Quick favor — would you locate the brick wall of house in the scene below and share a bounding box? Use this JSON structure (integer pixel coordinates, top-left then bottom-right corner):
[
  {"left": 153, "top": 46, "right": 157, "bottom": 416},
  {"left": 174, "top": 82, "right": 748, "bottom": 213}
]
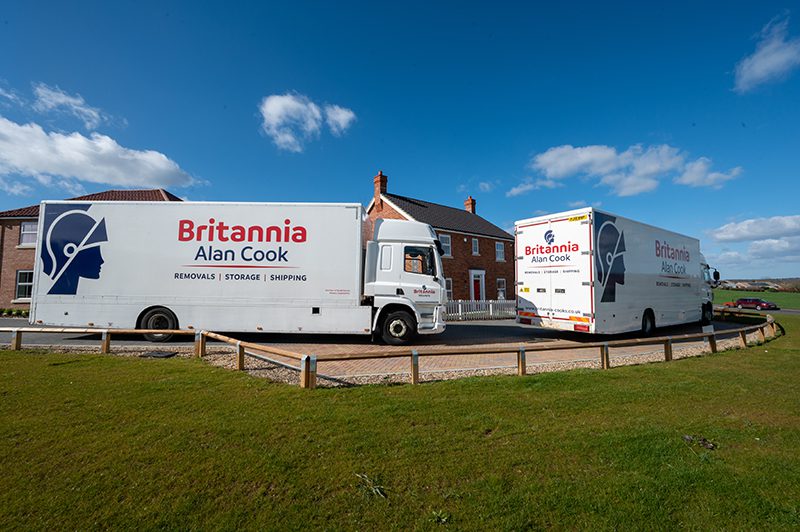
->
[
  {"left": 435, "top": 231, "right": 514, "bottom": 301},
  {"left": 0, "top": 220, "right": 37, "bottom": 308}
]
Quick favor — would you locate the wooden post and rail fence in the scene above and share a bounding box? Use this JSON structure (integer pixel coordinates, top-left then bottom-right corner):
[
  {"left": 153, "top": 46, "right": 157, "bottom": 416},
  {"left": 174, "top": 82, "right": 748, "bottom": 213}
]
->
[{"left": 0, "top": 310, "right": 784, "bottom": 389}]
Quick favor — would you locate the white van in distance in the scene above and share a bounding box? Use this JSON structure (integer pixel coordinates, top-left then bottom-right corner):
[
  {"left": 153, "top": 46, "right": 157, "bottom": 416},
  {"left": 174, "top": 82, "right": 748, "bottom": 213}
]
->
[
  {"left": 515, "top": 208, "right": 718, "bottom": 335},
  {"left": 30, "top": 201, "right": 446, "bottom": 345}
]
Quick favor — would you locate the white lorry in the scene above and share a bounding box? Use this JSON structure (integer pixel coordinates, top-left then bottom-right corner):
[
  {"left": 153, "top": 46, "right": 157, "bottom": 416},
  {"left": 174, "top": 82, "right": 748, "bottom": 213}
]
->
[
  {"left": 30, "top": 201, "right": 446, "bottom": 344},
  {"left": 515, "top": 208, "right": 718, "bottom": 335}
]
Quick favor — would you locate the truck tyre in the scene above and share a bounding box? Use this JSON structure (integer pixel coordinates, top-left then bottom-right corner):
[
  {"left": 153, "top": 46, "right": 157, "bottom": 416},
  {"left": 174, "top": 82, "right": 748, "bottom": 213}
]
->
[
  {"left": 641, "top": 310, "right": 656, "bottom": 336},
  {"left": 140, "top": 307, "right": 178, "bottom": 342},
  {"left": 701, "top": 304, "right": 713, "bottom": 325},
  {"left": 381, "top": 310, "right": 416, "bottom": 345}
]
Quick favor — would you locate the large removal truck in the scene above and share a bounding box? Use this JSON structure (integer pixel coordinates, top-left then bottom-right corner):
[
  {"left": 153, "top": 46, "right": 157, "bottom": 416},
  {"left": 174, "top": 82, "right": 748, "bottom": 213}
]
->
[
  {"left": 30, "top": 201, "right": 446, "bottom": 344},
  {"left": 515, "top": 208, "right": 718, "bottom": 335}
]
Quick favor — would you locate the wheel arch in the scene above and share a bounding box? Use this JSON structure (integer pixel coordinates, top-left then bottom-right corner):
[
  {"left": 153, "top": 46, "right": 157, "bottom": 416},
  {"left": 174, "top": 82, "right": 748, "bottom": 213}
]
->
[{"left": 373, "top": 302, "right": 418, "bottom": 333}]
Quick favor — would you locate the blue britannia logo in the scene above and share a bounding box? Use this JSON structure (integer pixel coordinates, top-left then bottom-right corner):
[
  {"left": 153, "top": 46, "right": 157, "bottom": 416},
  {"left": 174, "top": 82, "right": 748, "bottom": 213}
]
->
[
  {"left": 40, "top": 204, "right": 108, "bottom": 295},
  {"left": 544, "top": 230, "right": 555, "bottom": 245}
]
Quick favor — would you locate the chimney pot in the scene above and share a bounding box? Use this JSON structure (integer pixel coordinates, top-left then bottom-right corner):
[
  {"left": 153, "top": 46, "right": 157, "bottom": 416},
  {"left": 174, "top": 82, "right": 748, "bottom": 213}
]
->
[
  {"left": 373, "top": 170, "right": 388, "bottom": 208},
  {"left": 464, "top": 195, "right": 476, "bottom": 214}
]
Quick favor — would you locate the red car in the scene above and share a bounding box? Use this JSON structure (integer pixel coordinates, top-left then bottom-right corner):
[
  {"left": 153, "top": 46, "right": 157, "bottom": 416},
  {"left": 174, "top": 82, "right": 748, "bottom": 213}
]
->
[{"left": 725, "top": 298, "right": 780, "bottom": 311}]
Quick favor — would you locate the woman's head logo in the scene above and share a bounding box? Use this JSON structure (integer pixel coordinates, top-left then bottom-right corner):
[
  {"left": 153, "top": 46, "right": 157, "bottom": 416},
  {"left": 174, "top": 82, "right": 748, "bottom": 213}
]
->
[
  {"left": 41, "top": 205, "right": 108, "bottom": 295},
  {"left": 594, "top": 213, "right": 626, "bottom": 303},
  {"left": 544, "top": 230, "right": 555, "bottom": 245}
]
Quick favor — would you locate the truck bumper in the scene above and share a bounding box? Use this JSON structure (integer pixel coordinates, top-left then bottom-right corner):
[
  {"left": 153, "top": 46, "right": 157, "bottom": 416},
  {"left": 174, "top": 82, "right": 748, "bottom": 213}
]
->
[{"left": 418, "top": 305, "right": 446, "bottom": 335}]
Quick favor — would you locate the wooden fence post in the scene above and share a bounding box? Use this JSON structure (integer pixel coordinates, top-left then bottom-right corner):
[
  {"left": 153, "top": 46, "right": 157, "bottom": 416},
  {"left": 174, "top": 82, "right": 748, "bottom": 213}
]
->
[
  {"left": 757, "top": 326, "right": 766, "bottom": 343},
  {"left": 410, "top": 350, "right": 419, "bottom": 384},
  {"left": 194, "top": 331, "right": 207, "bottom": 358},
  {"left": 517, "top": 346, "right": 526, "bottom": 376},
  {"left": 300, "top": 355, "right": 317, "bottom": 389},
  {"left": 101, "top": 330, "right": 111, "bottom": 354},
  {"left": 739, "top": 330, "right": 748, "bottom": 349},
  {"left": 10, "top": 329, "right": 21, "bottom": 351},
  {"left": 663, "top": 338, "right": 673, "bottom": 361},
  {"left": 708, "top": 334, "right": 718, "bottom": 354},
  {"left": 599, "top": 343, "right": 610, "bottom": 369},
  {"left": 236, "top": 341, "right": 245, "bottom": 370}
]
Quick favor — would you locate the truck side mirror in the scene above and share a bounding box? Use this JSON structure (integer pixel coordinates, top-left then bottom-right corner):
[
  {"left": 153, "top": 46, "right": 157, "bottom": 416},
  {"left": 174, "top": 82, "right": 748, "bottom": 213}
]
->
[{"left": 713, "top": 271, "right": 720, "bottom": 281}]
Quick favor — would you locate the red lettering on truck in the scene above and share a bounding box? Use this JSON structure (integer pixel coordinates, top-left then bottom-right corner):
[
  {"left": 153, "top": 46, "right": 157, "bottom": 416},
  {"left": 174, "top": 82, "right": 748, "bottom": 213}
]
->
[{"left": 178, "top": 219, "right": 308, "bottom": 243}]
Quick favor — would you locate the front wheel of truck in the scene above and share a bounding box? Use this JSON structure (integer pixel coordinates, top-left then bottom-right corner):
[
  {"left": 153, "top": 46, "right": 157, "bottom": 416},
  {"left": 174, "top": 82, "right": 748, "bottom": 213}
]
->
[{"left": 381, "top": 310, "right": 417, "bottom": 345}]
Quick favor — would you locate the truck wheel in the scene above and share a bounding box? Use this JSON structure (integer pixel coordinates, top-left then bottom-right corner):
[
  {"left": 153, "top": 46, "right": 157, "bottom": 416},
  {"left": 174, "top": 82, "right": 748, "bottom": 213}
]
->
[
  {"left": 140, "top": 307, "right": 177, "bottom": 342},
  {"left": 701, "top": 304, "right": 713, "bottom": 325},
  {"left": 381, "top": 311, "right": 416, "bottom": 345},
  {"left": 641, "top": 311, "right": 656, "bottom": 336}
]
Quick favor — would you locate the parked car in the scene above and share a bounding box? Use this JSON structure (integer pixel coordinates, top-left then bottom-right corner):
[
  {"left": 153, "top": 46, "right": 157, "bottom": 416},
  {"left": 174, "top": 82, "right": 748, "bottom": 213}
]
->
[{"left": 727, "top": 298, "right": 780, "bottom": 311}]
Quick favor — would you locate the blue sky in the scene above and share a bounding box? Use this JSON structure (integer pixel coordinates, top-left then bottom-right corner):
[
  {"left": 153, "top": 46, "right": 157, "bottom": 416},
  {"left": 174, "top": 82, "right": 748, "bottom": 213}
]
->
[{"left": 1, "top": 1, "right": 799, "bottom": 278}]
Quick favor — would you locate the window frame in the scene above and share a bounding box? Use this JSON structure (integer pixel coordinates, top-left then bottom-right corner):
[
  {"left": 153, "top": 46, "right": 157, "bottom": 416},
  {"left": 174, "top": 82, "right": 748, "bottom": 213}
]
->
[
  {"left": 495, "top": 241, "right": 505, "bottom": 262},
  {"left": 15, "top": 270, "right": 34, "bottom": 300},
  {"left": 497, "top": 278, "right": 507, "bottom": 300},
  {"left": 472, "top": 238, "right": 479, "bottom": 256},
  {"left": 403, "top": 245, "right": 436, "bottom": 277},
  {"left": 19, "top": 221, "right": 38, "bottom": 246},
  {"left": 438, "top": 234, "right": 452, "bottom": 257},
  {"left": 445, "top": 278, "right": 453, "bottom": 300}
]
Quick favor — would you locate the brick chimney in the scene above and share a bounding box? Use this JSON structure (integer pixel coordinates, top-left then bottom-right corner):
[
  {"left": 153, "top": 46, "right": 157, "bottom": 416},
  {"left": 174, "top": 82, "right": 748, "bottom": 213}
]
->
[
  {"left": 374, "top": 170, "right": 387, "bottom": 208},
  {"left": 464, "top": 195, "right": 476, "bottom": 214}
]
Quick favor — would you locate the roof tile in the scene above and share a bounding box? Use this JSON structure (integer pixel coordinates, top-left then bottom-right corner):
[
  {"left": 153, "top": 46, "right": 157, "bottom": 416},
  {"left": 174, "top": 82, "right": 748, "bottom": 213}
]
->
[{"left": 0, "top": 189, "right": 182, "bottom": 219}]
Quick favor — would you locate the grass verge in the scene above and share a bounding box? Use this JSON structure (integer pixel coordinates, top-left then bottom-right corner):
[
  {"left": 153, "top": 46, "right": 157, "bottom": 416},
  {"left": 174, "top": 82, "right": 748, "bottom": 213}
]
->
[
  {"left": 714, "top": 288, "right": 800, "bottom": 309},
  {"left": 1, "top": 316, "right": 799, "bottom": 529}
]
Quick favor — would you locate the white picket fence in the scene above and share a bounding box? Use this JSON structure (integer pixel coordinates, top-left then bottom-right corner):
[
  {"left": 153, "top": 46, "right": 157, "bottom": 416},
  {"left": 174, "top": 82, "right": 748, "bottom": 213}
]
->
[{"left": 445, "top": 299, "right": 516, "bottom": 321}]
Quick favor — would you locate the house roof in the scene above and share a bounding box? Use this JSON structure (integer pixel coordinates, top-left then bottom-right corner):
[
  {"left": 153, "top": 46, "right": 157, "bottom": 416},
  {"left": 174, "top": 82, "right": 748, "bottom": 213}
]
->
[
  {"left": 382, "top": 192, "right": 513, "bottom": 240},
  {"left": 0, "top": 189, "right": 182, "bottom": 218}
]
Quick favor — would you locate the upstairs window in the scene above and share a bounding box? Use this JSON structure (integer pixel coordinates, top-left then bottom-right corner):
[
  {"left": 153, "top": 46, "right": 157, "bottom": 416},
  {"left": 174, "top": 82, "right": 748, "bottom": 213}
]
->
[
  {"left": 20, "top": 221, "right": 38, "bottom": 246},
  {"left": 495, "top": 242, "right": 505, "bottom": 262},
  {"left": 472, "top": 238, "right": 479, "bottom": 256},
  {"left": 438, "top": 234, "right": 452, "bottom": 257}
]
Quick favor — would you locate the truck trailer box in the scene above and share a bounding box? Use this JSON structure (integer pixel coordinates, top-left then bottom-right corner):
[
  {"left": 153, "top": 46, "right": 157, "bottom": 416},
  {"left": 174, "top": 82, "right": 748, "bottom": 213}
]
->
[
  {"left": 30, "top": 201, "right": 447, "bottom": 343},
  {"left": 515, "top": 208, "right": 714, "bottom": 335}
]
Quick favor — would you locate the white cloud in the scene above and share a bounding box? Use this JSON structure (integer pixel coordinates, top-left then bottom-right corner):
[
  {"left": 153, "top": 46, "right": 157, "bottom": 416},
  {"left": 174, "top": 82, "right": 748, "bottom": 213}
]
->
[
  {"left": 734, "top": 15, "right": 800, "bottom": 93},
  {"left": 0, "top": 116, "right": 194, "bottom": 191},
  {"left": 748, "top": 236, "right": 800, "bottom": 257},
  {"left": 675, "top": 157, "right": 742, "bottom": 188},
  {"left": 32, "top": 83, "right": 106, "bottom": 130},
  {"left": 511, "top": 143, "right": 738, "bottom": 197},
  {"left": 478, "top": 181, "right": 494, "bottom": 192},
  {"left": 713, "top": 215, "right": 800, "bottom": 242},
  {"left": 324, "top": 104, "right": 356, "bottom": 136},
  {"left": 0, "top": 177, "right": 33, "bottom": 196},
  {"left": 258, "top": 93, "right": 356, "bottom": 152},
  {"left": 0, "top": 87, "right": 22, "bottom": 105},
  {"left": 258, "top": 93, "right": 322, "bottom": 152},
  {"left": 505, "top": 178, "right": 563, "bottom": 197},
  {"left": 568, "top": 200, "right": 587, "bottom": 208}
]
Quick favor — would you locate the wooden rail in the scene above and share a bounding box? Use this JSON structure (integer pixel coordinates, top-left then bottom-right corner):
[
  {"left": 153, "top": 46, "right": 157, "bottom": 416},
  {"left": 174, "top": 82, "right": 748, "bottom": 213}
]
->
[{"left": 0, "top": 311, "right": 783, "bottom": 390}]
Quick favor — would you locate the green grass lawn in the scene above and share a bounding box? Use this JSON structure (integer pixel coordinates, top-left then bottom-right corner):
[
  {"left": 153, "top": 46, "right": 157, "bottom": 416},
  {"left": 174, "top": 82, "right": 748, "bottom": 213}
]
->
[
  {"left": 1, "top": 317, "right": 799, "bottom": 530},
  {"left": 715, "top": 288, "right": 800, "bottom": 310}
]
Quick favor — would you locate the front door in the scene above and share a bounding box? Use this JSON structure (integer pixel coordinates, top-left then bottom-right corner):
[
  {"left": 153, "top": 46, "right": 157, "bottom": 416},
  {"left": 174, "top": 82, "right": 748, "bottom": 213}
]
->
[{"left": 469, "top": 269, "right": 485, "bottom": 300}]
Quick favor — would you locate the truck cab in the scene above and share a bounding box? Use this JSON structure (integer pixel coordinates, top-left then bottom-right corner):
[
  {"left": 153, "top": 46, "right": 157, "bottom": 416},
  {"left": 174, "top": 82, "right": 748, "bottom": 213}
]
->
[
  {"left": 699, "top": 254, "right": 720, "bottom": 325},
  {"left": 364, "top": 219, "right": 447, "bottom": 344}
]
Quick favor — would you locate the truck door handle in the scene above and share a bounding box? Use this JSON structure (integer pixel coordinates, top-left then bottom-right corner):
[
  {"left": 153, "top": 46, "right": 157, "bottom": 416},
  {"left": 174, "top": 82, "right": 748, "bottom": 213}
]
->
[{"left": 396, "top": 288, "right": 404, "bottom": 295}]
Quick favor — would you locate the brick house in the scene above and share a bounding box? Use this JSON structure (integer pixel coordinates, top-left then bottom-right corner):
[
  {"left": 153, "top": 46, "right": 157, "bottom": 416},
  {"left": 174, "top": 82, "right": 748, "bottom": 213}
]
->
[
  {"left": 367, "top": 171, "right": 514, "bottom": 301},
  {"left": 0, "top": 189, "right": 182, "bottom": 309}
]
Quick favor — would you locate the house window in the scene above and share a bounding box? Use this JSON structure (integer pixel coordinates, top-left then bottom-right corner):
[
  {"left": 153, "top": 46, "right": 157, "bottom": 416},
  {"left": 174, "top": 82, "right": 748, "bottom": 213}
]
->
[
  {"left": 404, "top": 246, "right": 435, "bottom": 276},
  {"left": 497, "top": 278, "right": 507, "bottom": 300},
  {"left": 472, "top": 238, "right": 479, "bottom": 256},
  {"left": 20, "top": 221, "right": 38, "bottom": 246},
  {"left": 15, "top": 270, "right": 34, "bottom": 300},
  {"left": 438, "top": 234, "right": 452, "bottom": 257},
  {"left": 445, "top": 278, "right": 453, "bottom": 300},
  {"left": 495, "top": 242, "right": 505, "bottom": 262}
]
